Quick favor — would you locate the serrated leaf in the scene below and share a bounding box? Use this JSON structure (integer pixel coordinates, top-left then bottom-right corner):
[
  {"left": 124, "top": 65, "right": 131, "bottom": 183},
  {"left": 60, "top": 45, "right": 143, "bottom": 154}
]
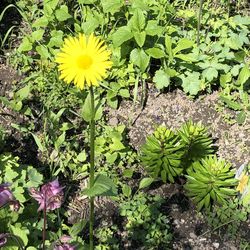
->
[
  {"left": 153, "top": 69, "right": 170, "bottom": 90},
  {"left": 181, "top": 72, "right": 201, "bottom": 96},
  {"left": 236, "top": 111, "right": 246, "bottom": 125},
  {"left": 26, "top": 166, "right": 43, "bottom": 188}
]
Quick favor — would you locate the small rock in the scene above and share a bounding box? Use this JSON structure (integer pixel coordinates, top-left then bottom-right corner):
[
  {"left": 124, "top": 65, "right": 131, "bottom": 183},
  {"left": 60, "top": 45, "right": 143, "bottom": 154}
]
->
[
  {"left": 213, "top": 243, "right": 219, "bottom": 249},
  {"left": 199, "top": 238, "right": 207, "bottom": 242},
  {"left": 189, "top": 232, "right": 196, "bottom": 239},
  {"left": 181, "top": 219, "right": 185, "bottom": 224}
]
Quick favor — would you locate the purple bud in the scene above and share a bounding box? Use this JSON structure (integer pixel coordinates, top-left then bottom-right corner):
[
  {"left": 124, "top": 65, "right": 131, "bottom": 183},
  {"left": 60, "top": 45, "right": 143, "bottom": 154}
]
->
[
  {"left": 29, "top": 179, "right": 64, "bottom": 212},
  {"left": 0, "top": 183, "right": 13, "bottom": 208},
  {"left": 0, "top": 234, "right": 7, "bottom": 247}
]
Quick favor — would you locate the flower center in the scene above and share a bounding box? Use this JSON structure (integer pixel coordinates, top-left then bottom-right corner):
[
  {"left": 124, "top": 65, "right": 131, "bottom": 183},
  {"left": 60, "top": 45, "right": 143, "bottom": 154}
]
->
[{"left": 77, "top": 54, "right": 93, "bottom": 70}]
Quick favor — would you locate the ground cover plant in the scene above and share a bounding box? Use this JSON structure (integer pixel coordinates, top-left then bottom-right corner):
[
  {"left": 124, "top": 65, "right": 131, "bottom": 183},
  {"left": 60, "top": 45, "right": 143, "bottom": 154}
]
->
[{"left": 0, "top": 0, "right": 250, "bottom": 249}]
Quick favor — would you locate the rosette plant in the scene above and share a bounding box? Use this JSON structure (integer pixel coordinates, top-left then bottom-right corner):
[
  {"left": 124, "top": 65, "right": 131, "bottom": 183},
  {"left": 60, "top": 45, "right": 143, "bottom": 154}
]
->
[
  {"left": 140, "top": 126, "right": 185, "bottom": 183},
  {"left": 178, "top": 120, "right": 214, "bottom": 169},
  {"left": 185, "top": 156, "right": 238, "bottom": 210}
]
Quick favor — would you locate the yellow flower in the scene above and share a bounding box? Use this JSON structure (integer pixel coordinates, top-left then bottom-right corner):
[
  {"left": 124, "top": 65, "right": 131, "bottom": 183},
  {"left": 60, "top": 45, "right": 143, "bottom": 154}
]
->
[
  {"left": 56, "top": 33, "right": 112, "bottom": 89},
  {"left": 236, "top": 174, "right": 249, "bottom": 194}
]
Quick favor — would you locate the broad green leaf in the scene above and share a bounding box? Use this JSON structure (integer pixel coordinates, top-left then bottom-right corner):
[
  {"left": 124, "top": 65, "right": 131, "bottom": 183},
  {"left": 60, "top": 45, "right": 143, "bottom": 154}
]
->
[
  {"left": 44, "top": 0, "right": 59, "bottom": 10},
  {"left": 109, "top": 137, "right": 125, "bottom": 151},
  {"left": 220, "top": 73, "right": 232, "bottom": 87},
  {"left": 174, "top": 53, "right": 196, "bottom": 62},
  {"left": 48, "top": 30, "right": 64, "bottom": 47},
  {"left": 35, "top": 45, "right": 50, "bottom": 59},
  {"left": 119, "top": 88, "right": 130, "bottom": 98},
  {"left": 18, "top": 37, "right": 32, "bottom": 52},
  {"left": 122, "top": 184, "right": 131, "bottom": 197},
  {"left": 112, "top": 26, "right": 133, "bottom": 47},
  {"left": 10, "top": 225, "right": 29, "bottom": 246},
  {"left": 139, "top": 177, "right": 154, "bottom": 190},
  {"left": 181, "top": 72, "right": 202, "bottom": 96},
  {"left": 16, "top": 84, "right": 30, "bottom": 100},
  {"left": 55, "top": 5, "right": 71, "bottom": 21},
  {"left": 31, "top": 30, "right": 44, "bottom": 41},
  {"left": 82, "top": 174, "right": 117, "bottom": 197},
  {"left": 145, "top": 20, "right": 163, "bottom": 36},
  {"left": 26, "top": 167, "right": 43, "bottom": 188},
  {"left": 78, "top": 0, "right": 97, "bottom": 3},
  {"left": 133, "top": 31, "right": 146, "bottom": 47},
  {"left": 101, "top": 0, "right": 123, "bottom": 14},
  {"left": 32, "top": 16, "right": 49, "bottom": 28},
  {"left": 153, "top": 69, "right": 170, "bottom": 90},
  {"left": 202, "top": 67, "right": 218, "bottom": 82},
  {"left": 237, "top": 65, "right": 250, "bottom": 87},
  {"left": 173, "top": 38, "right": 194, "bottom": 54},
  {"left": 55, "top": 132, "right": 65, "bottom": 150},
  {"left": 146, "top": 48, "right": 165, "bottom": 59},
  {"left": 130, "top": 48, "right": 149, "bottom": 72},
  {"left": 129, "top": 9, "right": 145, "bottom": 31}
]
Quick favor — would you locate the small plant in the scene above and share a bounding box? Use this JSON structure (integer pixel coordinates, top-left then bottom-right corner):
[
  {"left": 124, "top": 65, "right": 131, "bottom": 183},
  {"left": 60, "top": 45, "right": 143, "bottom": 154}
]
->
[
  {"left": 185, "top": 156, "right": 238, "bottom": 210},
  {"left": 120, "top": 193, "right": 172, "bottom": 249},
  {"left": 140, "top": 126, "right": 185, "bottom": 183},
  {"left": 205, "top": 197, "right": 250, "bottom": 238},
  {"left": 178, "top": 120, "right": 214, "bottom": 168}
]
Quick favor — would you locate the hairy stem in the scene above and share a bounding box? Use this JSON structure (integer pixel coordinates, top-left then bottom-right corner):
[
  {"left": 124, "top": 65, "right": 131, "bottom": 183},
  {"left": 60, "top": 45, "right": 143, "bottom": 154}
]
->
[
  {"left": 197, "top": 0, "right": 204, "bottom": 45},
  {"left": 89, "top": 86, "right": 95, "bottom": 250},
  {"left": 42, "top": 196, "right": 47, "bottom": 250}
]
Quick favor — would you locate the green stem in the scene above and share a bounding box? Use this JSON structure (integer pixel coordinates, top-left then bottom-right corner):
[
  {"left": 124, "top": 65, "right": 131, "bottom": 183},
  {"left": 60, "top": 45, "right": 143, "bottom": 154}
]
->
[
  {"left": 89, "top": 86, "right": 95, "bottom": 250},
  {"left": 197, "top": 0, "right": 204, "bottom": 46}
]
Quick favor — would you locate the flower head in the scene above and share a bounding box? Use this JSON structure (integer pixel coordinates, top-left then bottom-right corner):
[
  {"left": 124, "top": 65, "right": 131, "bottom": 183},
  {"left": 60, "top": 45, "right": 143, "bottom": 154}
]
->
[
  {"left": 29, "top": 179, "right": 64, "bottom": 211},
  {"left": 54, "top": 243, "right": 75, "bottom": 250},
  {"left": 0, "top": 183, "right": 13, "bottom": 208},
  {"left": 236, "top": 174, "right": 249, "bottom": 194},
  {"left": 56, "top": 33, "right": 112, "bottom": 89}
]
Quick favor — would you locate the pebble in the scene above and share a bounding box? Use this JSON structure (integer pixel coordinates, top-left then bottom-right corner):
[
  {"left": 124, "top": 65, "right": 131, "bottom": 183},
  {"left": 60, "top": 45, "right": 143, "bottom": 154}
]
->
[{"left": 213, "top": 243, "right": 219, "bottom": 249}]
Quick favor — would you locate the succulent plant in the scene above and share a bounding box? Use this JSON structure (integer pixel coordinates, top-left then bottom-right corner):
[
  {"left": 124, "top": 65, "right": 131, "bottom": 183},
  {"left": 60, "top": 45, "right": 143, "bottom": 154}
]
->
[
  {"left": 140, "top": 126, "right": 185, "bottom": 183},
  {"left": 185, "top": 156, "right": 238, "bottom": 210},
  {"left": 178, "top": 120, "right": 214, "bottom": 169}
]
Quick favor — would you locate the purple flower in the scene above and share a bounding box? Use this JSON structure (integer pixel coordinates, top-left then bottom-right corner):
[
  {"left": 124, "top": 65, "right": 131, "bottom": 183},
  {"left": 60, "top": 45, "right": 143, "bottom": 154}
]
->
[
  {"left": 0, "top": 183, "right": 13, "bottom": 208},
  {"left": 0, "top": 234, "right": 7, "bottom": 247},
  {"left": 54, "top": 243, "right": 75, "bottom": 250},
  {"left": 29, "top": 179, "right": 64, "bottom": 211}
]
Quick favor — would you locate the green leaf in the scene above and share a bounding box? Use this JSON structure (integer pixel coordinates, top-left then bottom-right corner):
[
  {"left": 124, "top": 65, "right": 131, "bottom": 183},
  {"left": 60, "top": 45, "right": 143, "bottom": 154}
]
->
[
  {"left": 219, "top": 95, "right": 242, "bottom": 110},
  {"left": 31, "top": 133, "right": 45, "bottom": 152},
  {"left": 18, "top": 37, "right": 32, "bottom": 52},
  {"left": 165, "top": 35, "right": 173, "bottom": 60},
  {"left": 48, "top": 30, "right": 64, "bottom": 48},
  {"left": 55, "top": 5, "right": 71, "bottom": 21},
  {"left": 153, "top": 69, "right": 170, "bottom": 90},
  {"left": 133, "top": 31, "right": 146, "bottom": 47},
  {"left": 129, "top": 9, "right": 145, "bottom": 31},
  {"left": 81, "top": 93, "right": 92, "bottom": 122},
  {"left": 130, "top": 48, "right": 149, "bottom": 72},
  {"left": 181, "top": 72, "right": 202, "bottom": 96},
  {"left": 119, "top": 89, "right": 130, "bottom": 98},
  {"left": 100, "top": 0, "right": 123, "bottom": 14},
  {"left": 10, "top": 225, "right": 29, "bottom": 246},
  {"left": 35, "top": 45, "right": 50, "bottom": 59},
  {"left": 145, "top": 20, "right": 163, "bottom": 36},
  {"left": 112, "top": 26, "right": 133, "bottom": 47},
  {"left": 236, "top": 111, "right": 246, "bottom": 125},
  {"left": 146, "top": 48, "right": 165, "bottom": 59},
  {"left": 55, "top": 132, "right": 65, "bottom": 150},
  {"left": 122, "top": 184, "right": 131, "bottom": 197},
  {"left": 26, "top": 166, "right": 43, "bottom": 188},
  {"left": 220, "top": 73, "right": 232, "bottom": 87},
  {"left": 173, "top": 38, "right": 194, "bottom": 54},
  {"left": 202, "top": 67, "right": 218, "bottom": 82},
  {"left": 138, "top": 177, "right": 154, "bottom": 190},
  {"left": 16, "top": 84, "right": 30, "bottom": 100},
  {"left": 69, "top": 219, "right": 87, "bottom": 237},
  {"left": 237, "top": 65, "right": 250, "bottom": 87},
  {"left": 82, "top": 174, "right": 117, "bottom": 197},
  {"left": 32, "top": 16, "right": 49, "bottom": 28},
  {"left": 31, "top": 30, "right": 44, "bottom": 41}
]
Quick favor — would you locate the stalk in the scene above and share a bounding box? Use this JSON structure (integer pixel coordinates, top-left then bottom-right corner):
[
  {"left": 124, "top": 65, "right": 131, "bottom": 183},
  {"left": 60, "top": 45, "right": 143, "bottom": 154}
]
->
[
  {"left": 197, "top": 0, "right": 204, "bottom": 45},
  {"left": 42, "top": 196, "right": 47, "bottom": 250},
  {"left": 89, "top": 86, "right": 95, "bottom": 250}
]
